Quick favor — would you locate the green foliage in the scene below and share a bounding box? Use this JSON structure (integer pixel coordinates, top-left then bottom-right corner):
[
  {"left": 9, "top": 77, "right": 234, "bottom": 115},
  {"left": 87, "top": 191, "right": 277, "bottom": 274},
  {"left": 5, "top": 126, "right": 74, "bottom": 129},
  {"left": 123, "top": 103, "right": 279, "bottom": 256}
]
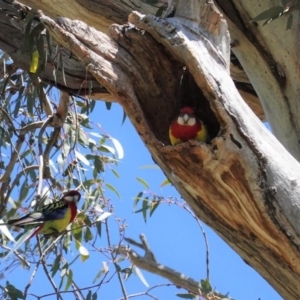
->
[
  {"left": 136, "top": 177, "right": 150, "bottom": 189},
  {"left": 176, "top": 293, "right": 196, "bottom": 299},
  {"left": 200, "top": 279, "right": 212, "bottom": 294},
  {"left": 156, "top": 6, "right": 166, "bottom": 17},
  {"left": 251, "top": 1, "right": 300, "bottom": 28},
  {"left": 134, "top": 184, "right": 162, "bottom": 222},
  {"left": 160, "top": 177, "right": 171, "bottom": 187},
  {"left": 0, "top": 50, "right": 124, "bottom": 298},
  {"left": 132, "top": 265, "right": 149, "bottom": 287},
  {"left": 86, "top": 290, "right": 98, "bottom": 300},
  {"left": 5, "top": 282, "right": 24, "bottom": 299},
  {"left": 106, "top": 183, "right": 120, "bottom": 199},
  {"left": 93, "top": 262, "right": 109, "bottom": 283},
  {"left": 51, "top": 254, "right": 62, "bottom": 277},
  {"left": 105, "top": 102, "right": 112, "bottom": 110}
]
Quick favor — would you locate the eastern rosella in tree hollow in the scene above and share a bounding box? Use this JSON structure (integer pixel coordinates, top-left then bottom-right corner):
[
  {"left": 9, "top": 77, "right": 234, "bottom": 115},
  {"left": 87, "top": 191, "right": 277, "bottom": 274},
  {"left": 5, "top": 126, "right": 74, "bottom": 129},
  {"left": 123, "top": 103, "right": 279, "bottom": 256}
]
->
[
  {"left": 169, "top": 106, "right": 208, "bottom": 145},
  {"left": 7, "top": 190, "right": 81, "bottom": 238}
]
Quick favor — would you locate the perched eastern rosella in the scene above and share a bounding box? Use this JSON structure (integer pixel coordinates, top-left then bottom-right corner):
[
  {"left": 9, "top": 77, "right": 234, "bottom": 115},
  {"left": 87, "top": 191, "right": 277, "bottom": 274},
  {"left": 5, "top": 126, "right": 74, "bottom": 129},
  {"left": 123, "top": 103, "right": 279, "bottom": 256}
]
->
[
  {"left": 7, "top": 190, "right": 81, "bottom": 238},
  {"left": 169, "top": 106, "right": 208, "bottom": 145}
]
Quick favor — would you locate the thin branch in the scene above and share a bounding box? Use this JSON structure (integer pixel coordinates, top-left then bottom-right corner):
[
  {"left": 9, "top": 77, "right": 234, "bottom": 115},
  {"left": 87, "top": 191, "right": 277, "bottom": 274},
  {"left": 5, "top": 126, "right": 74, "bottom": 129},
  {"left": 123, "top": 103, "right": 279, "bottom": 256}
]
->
[
  {"left": 0, "top": 136, "right": 24, "bottom": 183},
  {"left": 0, "top": 62, "right": 18, "bottom": 77},
  {"left": 71, "top": 281, "right": 85, "bottom": 300},
  {"left": 37, "top": 236, "right": 63, "bottom": 300},
  {"left": 40, "top": 146, "right": 61, "bottom": 198},
  {"left": 38, "top": 78, "right": 54, "bottom": 116},
  {"left": 46, "top": 171, "right": 63, "bottom": 192},
  {"left": 43, "top": 128, "right": 60, "bottom": 183},
  {"left": 0, "top": 244, "right": 30, "bottom": 269},
  {"left": 43, "top": 127, "right": 60, "bottom": 158},
  {"left": 0, "top": 136, "right": 24, "bottom": 215},
  {"left": 60, "top": 255, "right": 85, "bottom": 300},
  {"left": 22, "top": 237, "right": 62, "bottom": 299},
  {"left": 182, "top": 204, "right": 210, "bottom": 281},
  {"left": 118, "top": 283, "right": 174, "bottom": 300},
  {"left": 42, "top": 235, "right": 65, "bottom": 255},
  {"left": 4, "top": 165, "right": 39, "bottom": 205},
  {"left": 24, "top": 257, "right": 42, "bottom": 299},
  {"left": 42, "top": 91, "right": 71, "bottom": 191},
  {"left": 119, "top": 236, "right": 203, "bottom": 297},
  {"left": 37, "top": 117, "right": 53, "bottom": 201},
  {"left": 198, "top": 220, "right": 209, "bottom": 281},
  {"left": 19, "top": 121, "right": 45, "bottom": 136},
  {"left": 124, "top": 234, "right": 156, "bottom": 263},
  {"left": 1, "top": 133, "right": 37, "bottom": 212},
  {"left": 0, "top": 106, "right": 18, "bottom": 136},
  {"left": 29, "top": 271, "right": 112, "bottom": 299},
  {"left": 105, "top": 220, "right": 128, "bottom": 300}
]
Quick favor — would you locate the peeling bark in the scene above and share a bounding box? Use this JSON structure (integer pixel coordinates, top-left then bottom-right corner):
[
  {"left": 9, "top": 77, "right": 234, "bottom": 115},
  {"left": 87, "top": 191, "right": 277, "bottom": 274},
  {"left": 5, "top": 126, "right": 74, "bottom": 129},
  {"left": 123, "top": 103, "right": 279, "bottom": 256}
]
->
[
  {"left": 215, "top": 0, "right": 300, "bottom": 160},
  {"left": 1, "top": 0, "right": 300, "bottom": 299}
]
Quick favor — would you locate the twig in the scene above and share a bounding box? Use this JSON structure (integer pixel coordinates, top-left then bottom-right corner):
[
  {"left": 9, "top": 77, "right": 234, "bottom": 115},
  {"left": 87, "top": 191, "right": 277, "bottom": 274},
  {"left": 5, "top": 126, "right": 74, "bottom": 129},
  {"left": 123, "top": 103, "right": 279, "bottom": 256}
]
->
[
  {"left": 118, "top": 283, "right": 174, "bottom": 300},
  {"left": 199, "top": 221, "right": 209, "bottom": 281},
  {"left": 183, "top": 204, "right": 210, "bottom": 281},
  {"left": 0, "top": 119, "right": 37, "bottom": 213},
  {"left": 24, "top": 257, "right": 41, "bottom": 299},
  {"left": 71, "top": 281, "right": 84, "bottom": 300},
  {"left": 125, "top": 234, "right": 156, "bottom": 262},
  {"left": 37, "top": 236, "right": 63, "bottom": 300},
  {"left": 0, "top": 122, "right": 37, "bottom": 209},
  {"left": 0, "top": 244, "right": 30, "bottom": 269},
  {"left": 42, "top": 91, "right": 72, "bottom": 190},
  {"left": 118, "top": 236, "right": 203, "bottom": 297},
  {"left": 36, "top": 117, "right": 53, "bottom": 201},
  {"left": 8, "top": 236, "right": 57, "bottom": 300},
  {"left": 105, "top": 220, "right": 128, "bottom": 300},
  {"left": 43, "top": 128, "right": 60, "bottom": 163},
  {"left": 0, "top": 106, "right": 18, "bottom": 136},
  {"left": 60, "top": 255, "right": 85, "bottom": 300},
  {"left": 37, "top": 78, "right": 54, "bottom": 116},
  {"left": 27, "top": 271, "right": 112, "bottom": 299},
  {"left": 46, "top": 171, "right": 63, "bottom": 192},
  {"left": 4, "top": 165, "right": 39, "bottom": 205},
  {"left": 43, "top": 234, "right": 64, "bottom": 255},
  {"left": 20, "top": 121, "right": 45, "bottom": 136},
  {"left": 0, "top": 62, "right": 18, "bottom": 77},
  {"left": 0, "top": 136, "right": 24, "bottom": 215},
  {"left": 43, "top": 128, "right": 62, "bottom": 191},
  {"left": 0, "top": 136, "right": 24, "bottom": 183}
]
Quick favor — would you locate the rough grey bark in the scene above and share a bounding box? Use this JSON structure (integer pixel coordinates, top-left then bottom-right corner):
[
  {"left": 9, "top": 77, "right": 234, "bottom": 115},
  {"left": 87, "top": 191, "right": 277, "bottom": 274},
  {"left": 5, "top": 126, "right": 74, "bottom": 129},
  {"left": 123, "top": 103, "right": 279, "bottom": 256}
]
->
[{"left": 1, "top": 0, "right": 300, "bottom": 299}]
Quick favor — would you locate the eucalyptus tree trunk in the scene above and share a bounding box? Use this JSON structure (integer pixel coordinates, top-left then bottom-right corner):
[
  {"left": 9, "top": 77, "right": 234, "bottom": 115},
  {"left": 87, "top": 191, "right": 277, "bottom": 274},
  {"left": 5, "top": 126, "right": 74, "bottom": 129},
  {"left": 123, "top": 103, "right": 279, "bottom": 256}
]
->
[{"left": 1, "top": 0, "right": 300, "bottom": 299}]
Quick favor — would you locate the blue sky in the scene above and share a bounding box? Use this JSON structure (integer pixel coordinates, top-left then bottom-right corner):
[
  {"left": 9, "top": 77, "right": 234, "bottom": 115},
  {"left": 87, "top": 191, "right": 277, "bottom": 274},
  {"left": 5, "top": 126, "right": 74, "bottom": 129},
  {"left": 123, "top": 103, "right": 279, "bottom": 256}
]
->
[{"left": 4, "top": 101, "right": 282, "bottom": 300}]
